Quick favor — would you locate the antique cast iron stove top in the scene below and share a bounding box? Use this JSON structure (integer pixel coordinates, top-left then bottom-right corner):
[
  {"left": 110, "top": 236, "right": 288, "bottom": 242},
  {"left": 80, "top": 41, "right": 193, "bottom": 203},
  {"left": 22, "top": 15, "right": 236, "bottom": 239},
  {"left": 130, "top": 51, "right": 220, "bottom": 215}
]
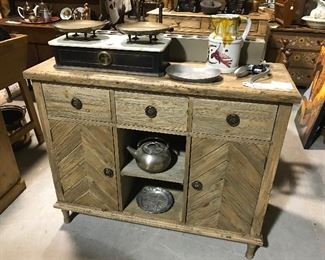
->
[{"left": 48, "top": 30, "right": 171, "bottom": 76}]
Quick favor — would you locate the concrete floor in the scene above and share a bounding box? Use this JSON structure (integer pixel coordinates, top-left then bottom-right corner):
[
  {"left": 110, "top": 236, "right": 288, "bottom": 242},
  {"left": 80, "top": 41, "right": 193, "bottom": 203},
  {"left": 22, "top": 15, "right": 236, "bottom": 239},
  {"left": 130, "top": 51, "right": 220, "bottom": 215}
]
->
[{"left": 0, "top": 103, "right": 324, "bottom": 260}]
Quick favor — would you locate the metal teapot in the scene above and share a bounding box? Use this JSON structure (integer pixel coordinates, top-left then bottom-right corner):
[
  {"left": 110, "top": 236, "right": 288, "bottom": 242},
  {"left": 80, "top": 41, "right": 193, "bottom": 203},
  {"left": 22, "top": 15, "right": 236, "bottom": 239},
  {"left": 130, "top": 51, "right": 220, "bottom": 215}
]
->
[
  {"left": 17, "top": 1, "right": 39, "bottom": 20},
  {"left": 127, "top": 137, "right": 171, "bottom": 173}
]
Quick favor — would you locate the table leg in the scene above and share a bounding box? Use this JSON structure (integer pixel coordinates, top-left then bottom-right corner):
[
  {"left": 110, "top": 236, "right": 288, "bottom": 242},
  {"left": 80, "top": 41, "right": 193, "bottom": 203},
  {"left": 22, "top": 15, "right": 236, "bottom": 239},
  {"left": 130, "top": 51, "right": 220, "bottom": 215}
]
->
[
  {"left": 245, "top": 244, "right": 258, "bottom": 259},
  {"left": 18, "top": 78, "right": 44, "bottom": 144}
]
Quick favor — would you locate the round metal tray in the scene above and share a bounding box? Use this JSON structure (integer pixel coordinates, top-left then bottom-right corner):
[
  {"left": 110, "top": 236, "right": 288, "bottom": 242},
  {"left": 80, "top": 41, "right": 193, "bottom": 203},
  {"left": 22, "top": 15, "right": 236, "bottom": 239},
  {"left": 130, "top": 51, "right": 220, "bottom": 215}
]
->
[
  {"left": 53, "top": 20, "right": 109, "bottom": 33},
  {"left": 166, "top": 64, "right": 222, "bottom": 83},
  {"left": 116, "top": 22, "right": 172, "bottom": 36},
  {"left": 136, "top": 186, "right": 174, "bottom": 214}
]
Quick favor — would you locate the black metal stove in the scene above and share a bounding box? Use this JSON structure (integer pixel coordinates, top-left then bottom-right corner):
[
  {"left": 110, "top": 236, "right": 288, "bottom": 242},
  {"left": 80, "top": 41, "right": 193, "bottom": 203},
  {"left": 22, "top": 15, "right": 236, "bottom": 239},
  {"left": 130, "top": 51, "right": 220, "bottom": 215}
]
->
[{"left": 49, "top": 30, "right": 171, "bottom": 76}]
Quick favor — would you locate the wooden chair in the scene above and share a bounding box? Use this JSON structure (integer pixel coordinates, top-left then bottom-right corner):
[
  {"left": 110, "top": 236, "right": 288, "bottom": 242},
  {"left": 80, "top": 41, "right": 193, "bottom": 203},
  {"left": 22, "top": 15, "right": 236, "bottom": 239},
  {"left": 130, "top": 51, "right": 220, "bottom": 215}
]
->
[{"left": 0, "top": 34, "right": 44, "bottom": 145}]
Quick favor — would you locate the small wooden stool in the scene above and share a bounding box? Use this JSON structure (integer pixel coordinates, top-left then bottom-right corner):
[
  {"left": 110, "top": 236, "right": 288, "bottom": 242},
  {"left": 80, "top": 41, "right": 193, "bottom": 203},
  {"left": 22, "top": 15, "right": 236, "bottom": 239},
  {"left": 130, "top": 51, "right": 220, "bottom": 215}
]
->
[{"left": 0, "top": 34, "right": 44, "bottom": 145}]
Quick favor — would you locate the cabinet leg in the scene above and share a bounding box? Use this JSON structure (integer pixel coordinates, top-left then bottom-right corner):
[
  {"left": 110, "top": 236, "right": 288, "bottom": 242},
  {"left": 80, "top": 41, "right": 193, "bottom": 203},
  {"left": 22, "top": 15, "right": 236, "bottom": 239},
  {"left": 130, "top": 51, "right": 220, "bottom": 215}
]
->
[
  {"left": 62, "top": 210, "right": 72, "bottom": 224},
  {"left": 245, "top": 244, "right": 258, "bottom": 259}
]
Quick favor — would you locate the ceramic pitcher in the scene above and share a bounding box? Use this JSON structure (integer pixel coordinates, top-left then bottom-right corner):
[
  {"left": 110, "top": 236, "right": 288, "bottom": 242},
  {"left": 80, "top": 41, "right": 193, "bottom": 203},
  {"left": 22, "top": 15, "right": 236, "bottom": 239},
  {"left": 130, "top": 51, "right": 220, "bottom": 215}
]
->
[
  {"left": 209, "top": 14, "right": 251, "bottom": 42},
  {"left": 208, "top": 14, "right": 252, "bottom": 73}
]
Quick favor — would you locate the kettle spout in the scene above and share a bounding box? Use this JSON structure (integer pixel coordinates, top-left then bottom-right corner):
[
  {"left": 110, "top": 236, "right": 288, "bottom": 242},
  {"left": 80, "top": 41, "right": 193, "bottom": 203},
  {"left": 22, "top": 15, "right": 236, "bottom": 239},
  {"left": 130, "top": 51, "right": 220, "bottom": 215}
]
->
[{"left": 126, "top": 146, "right": 138, "bottom": 160}]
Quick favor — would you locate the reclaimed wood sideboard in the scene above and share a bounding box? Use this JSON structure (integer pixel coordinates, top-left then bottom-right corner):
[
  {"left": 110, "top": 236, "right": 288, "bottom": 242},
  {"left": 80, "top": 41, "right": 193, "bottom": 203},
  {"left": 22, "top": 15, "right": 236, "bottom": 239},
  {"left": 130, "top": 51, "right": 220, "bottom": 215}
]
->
[{"left": 24, "top": 58, "right": 301, "bottom": 259}]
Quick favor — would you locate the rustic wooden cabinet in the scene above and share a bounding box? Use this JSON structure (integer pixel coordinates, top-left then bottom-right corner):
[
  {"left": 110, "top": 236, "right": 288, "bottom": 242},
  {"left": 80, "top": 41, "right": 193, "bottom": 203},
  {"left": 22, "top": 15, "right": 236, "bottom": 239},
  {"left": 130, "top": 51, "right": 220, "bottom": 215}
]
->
[{"left": 24, "top": 58, "right": 300, "bottom": 259}]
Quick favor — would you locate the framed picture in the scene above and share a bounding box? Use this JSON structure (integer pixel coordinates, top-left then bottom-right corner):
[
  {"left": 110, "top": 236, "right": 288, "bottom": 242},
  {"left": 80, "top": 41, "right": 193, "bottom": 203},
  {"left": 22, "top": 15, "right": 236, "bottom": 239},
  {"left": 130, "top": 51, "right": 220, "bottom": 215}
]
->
[{"left": 295, "top": 45, "right": 325, "bottom": 149}]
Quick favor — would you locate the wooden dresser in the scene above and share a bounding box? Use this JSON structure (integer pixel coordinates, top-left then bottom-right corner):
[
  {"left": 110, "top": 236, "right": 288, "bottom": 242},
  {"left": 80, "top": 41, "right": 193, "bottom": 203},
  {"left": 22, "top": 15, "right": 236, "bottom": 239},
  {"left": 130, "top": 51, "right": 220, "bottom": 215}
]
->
[
  {"left": 147, "top": 9, "right": 271, "bottom": 39},
  {"left": 266, "top": 26, "right": 325, "bottom": 88},
  {"left": 24, "top": 58, "right": 300, "bottom": 259}
]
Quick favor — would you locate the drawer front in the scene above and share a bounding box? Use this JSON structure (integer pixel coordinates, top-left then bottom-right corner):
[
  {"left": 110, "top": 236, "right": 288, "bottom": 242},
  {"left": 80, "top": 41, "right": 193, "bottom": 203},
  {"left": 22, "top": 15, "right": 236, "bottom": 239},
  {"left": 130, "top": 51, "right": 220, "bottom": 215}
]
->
[
  {"left": 289, "top": 67, "right": 314, "bottom": 88},
  {"left": 163, "top": 16, "right": 202, "bottom": 30},
  {"left": 269, "top": 33, "right": 324, "bottom": 50},
  {"left": 115, "top": 91, "right": 188, "bottom": 132},
  {"left": 192, "top": 99, "right": 278, "bottom": 140},
  {"left": 289, "top": 50, "right": 319, "bottom": 69},
  {"left": 43, "top": 84, "right": 111, "bottom": 122}
]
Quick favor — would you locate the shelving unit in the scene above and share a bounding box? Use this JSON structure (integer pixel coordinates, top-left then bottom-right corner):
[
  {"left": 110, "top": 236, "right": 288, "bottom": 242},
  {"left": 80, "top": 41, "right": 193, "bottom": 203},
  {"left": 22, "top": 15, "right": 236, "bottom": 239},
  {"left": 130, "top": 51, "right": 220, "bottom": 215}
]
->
[
  {"left": 123, "top": 185, "right": 183, "bottom": 223},
  {"left": 120, "top": 151, "right": 185, "bottom": 184}
]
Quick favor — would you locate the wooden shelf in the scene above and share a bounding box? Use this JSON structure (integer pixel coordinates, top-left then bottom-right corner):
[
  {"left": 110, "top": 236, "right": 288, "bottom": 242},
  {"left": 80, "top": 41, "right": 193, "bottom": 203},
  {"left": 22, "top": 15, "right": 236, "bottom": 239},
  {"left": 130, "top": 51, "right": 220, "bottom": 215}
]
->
[
  {"left": 123, "top": 188, "right": 183, "bottom": 223},
  {"left": 120, "top": 151, "right": 185, "bottom": 184}
]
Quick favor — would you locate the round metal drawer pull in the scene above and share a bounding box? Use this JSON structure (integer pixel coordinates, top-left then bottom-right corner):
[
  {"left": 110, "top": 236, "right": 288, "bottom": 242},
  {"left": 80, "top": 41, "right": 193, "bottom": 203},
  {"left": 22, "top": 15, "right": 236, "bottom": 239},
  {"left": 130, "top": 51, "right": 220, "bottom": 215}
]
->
[
  {"left": 145, "top": 106, "right": 157, "bottom": 118},
  {"left": 103, "top": 168, "right": 114, "bottom": 177},
  {"left": 226, "top": 113, "right": 240, "bottom": 127},
  {"left": 192, "top": 180, "right": 203, "bottom": 191},
  {"left": 71, "top": 97, "right": 82, "bottom": 110},
  {"left": 98, "top": 51, "right": 112, "bottom": 66}
]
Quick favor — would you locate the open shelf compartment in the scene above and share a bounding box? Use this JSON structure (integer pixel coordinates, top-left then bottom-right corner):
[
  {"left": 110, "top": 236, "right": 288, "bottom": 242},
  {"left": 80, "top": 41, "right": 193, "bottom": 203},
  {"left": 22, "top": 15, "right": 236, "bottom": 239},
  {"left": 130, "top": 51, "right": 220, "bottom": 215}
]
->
[
  {"left": 121, "top": 151, "right": 185, "bottom": 184},
  {"left": 117, "top": 128, "right": 187, "bottom": 184},
  {"left": 122, "top": 178, "right": 183, "bottom": 223}
]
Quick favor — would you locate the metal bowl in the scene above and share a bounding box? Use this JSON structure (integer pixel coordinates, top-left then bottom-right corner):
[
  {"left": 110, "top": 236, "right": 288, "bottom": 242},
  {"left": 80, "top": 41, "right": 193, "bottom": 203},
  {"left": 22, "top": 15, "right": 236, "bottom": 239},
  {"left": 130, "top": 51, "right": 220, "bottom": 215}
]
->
[
  {"left": 53, "top": 20, "right": 109, "bottom": 33},
  {"left": 200, "top": 0, "right": 222, "bottom": 15},
  {"left": 301, "top": 16, "right": 325, "bottom": 30},
  {"left": 136, "top": 186, "right": 174, "bottom": 214}
]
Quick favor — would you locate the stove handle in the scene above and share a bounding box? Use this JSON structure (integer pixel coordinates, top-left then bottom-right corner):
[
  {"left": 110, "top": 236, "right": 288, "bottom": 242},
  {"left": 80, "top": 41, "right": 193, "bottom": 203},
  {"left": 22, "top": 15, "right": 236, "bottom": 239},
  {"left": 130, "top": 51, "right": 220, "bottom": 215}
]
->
[{"left": 98, "top": 51, "right": 112, "bottom": 66}]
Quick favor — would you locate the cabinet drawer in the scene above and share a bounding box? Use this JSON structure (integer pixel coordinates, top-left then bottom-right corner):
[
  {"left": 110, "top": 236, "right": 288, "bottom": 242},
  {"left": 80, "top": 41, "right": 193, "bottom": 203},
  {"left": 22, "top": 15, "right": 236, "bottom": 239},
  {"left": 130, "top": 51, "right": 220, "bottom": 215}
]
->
[
  {"left": 115, "top": 91, "right": 188, "bottom": 132},
  {"left": 269, "top": 33, "right": 324, "bottom": 51},
  {"left": 163, "top": 16, "right": 202, "bottom": 29},
  {"left": 43, "top": 84, "right": 111, "bottom": 122},
  {"left": 192, "top": 99, "right": 278, "bottom": 140}
]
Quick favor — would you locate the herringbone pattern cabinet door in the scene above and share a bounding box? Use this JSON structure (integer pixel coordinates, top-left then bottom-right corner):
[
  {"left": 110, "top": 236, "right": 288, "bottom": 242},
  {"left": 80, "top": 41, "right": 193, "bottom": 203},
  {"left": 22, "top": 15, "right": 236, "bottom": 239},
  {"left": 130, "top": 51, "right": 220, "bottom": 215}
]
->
[
  {"left": 49, "top": 120, "right": 118, "bottom": 211},
  {"left": 187, "top": 137, "right": 269, "bottom": 233}
]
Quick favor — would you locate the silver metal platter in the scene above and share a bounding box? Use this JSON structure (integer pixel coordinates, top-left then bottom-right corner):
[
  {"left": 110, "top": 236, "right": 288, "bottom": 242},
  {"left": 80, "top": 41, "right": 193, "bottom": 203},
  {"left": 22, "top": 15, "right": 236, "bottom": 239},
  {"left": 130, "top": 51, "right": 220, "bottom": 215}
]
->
[
  {"left": 116, "top": 22, "right": 172, "bottom": 36},
  {"left": 166, "top": 64, "right": 222, "bottom": 83},
  {"left": 53, "top": 20, "right": 109, "bottom": 33},
  {"left": 136, "top": 186, "right": 174, "bottom": 214}
]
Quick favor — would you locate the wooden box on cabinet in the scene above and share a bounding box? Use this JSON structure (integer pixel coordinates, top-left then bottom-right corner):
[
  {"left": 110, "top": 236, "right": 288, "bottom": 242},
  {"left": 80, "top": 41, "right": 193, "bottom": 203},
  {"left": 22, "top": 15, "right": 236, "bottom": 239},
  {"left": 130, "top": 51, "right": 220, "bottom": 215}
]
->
[{"left": 24, "top": 58, "right": 300, "bottom": 259}]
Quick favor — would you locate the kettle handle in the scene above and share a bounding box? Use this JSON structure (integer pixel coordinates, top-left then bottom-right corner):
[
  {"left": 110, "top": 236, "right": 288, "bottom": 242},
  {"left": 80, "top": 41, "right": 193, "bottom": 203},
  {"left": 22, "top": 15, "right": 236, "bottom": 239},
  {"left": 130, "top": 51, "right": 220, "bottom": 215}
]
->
[
  {"left": 33, "top": 5, "right": 39, "bottom": 16},
  {"left": 17, "top": 6, "right": 25, "bottom": 19},
  {"left": 240, "top": 17, "right": 252, "bottom": 42}
]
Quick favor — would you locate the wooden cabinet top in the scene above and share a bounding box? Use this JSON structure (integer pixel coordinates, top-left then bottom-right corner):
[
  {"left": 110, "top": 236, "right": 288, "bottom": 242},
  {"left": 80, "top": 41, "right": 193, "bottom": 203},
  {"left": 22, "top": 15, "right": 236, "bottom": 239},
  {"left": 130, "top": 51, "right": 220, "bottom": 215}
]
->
[
  {"left": 147, "top": 9, "right": 272, "bottom": 21},
  {"left": 24, "top": 58, "right": 301, "bottom": 104},
  {"left": 0, "top": 17, "right": 57, "bottom": 29},
  {"left": 269, "top": 24, "right": 325, "bottom": 34}
]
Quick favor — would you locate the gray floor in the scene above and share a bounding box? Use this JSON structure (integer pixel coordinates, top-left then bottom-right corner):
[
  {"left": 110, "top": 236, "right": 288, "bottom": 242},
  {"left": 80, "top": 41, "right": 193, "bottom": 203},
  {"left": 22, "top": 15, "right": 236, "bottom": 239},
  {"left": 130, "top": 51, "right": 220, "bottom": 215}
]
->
[{"left": 0, "top": 103, "right": 324, "bottom": 260}]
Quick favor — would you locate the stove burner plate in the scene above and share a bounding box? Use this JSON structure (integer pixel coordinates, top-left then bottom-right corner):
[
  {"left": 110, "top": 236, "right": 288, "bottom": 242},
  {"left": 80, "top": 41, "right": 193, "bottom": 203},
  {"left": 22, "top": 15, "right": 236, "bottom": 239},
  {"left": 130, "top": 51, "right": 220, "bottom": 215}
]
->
[
  {"left": 117, "top": 22, "right": 173, "bottom": 43},
  {"left": 54, "top": 20, "right": 109, "bottom": 34}
]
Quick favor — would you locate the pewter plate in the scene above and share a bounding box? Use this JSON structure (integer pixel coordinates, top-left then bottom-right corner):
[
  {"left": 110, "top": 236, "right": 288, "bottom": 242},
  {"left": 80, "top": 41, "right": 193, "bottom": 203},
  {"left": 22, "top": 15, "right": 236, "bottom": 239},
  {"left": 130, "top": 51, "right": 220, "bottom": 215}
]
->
[
  {"left": 136, "top": 186, "right": 174, "bottom": 214},
  {"left": 53, "top": 20, "right": 109, "bottom": 33},
  {"left": 116, "top": 22, "right": 172, "bottom": 36},
  {"left": 166, "top": 64, "right": 221, "bottom": 83}
]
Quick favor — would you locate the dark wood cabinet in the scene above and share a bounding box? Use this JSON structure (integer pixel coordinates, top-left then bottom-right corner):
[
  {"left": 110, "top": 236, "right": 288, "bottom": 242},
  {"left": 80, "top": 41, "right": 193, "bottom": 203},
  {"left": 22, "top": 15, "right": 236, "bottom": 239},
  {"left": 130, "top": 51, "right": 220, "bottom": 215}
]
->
[{"left": 266, "top": 26, "right": 325, "bottom": 88}]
